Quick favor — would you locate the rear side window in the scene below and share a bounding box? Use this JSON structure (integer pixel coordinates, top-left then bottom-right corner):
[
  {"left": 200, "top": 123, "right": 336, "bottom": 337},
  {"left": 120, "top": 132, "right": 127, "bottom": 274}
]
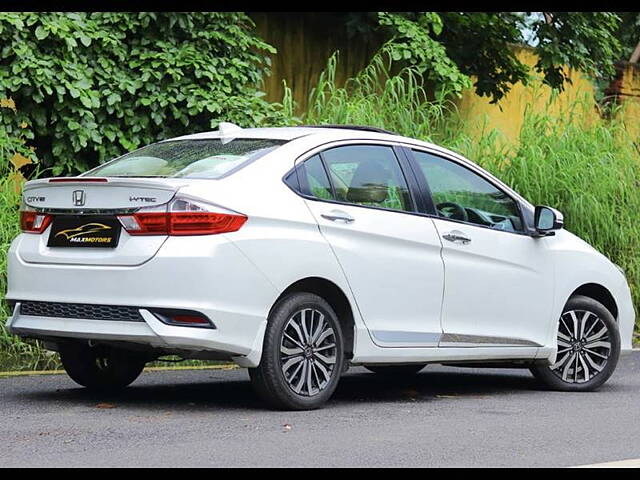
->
[
  {"left": 320, "top": 145, "right": 412, "bottom": 212},
  {"left": 301, "top": 155, "right": 333, "bottom": 200},
  {"left": 86, "top": 139, "right": 287, "bottom": 179}
]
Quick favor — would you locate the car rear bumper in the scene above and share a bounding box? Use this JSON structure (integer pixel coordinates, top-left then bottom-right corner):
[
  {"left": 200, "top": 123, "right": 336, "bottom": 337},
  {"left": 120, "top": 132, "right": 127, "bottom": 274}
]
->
[
  {"left": 5, "top": 234, "right": 279, "bottom": 367},
  {"left": 6, "top": 302, "right": 267, "bottom": 364}
]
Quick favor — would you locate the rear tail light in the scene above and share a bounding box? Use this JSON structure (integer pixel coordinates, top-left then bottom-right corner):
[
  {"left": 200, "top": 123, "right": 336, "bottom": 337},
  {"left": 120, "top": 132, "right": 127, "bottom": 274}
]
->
[
  {"left": 117, "top": 197, "right": 247, "bottom": 236},
  {"left": 20, "top": 209, "right": 52, "bottom": 234}
]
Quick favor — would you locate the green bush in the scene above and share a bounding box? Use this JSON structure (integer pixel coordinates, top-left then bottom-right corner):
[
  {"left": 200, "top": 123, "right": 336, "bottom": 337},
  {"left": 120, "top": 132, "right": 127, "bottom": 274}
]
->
[{"left": 0, "top": 12, "right": 289, "bottom": 175}]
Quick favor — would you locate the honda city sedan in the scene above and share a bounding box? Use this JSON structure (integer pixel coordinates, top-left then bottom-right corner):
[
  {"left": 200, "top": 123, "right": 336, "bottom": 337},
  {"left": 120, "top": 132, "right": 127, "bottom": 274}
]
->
[{"left": 6, "top": 123, "right": 635, "bottom": 410}]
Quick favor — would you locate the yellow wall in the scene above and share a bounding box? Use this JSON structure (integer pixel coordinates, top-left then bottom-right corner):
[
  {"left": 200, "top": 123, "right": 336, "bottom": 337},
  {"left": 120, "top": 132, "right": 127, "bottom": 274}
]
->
[
  {"left": 250, "top": 13, "right": 382, "bottom": 115},
  {"left": 454, "top": 46, "right": 602, "bottom": 147},
  {"left": 618, "top": 63, "right": 640, "bottom": 139}
]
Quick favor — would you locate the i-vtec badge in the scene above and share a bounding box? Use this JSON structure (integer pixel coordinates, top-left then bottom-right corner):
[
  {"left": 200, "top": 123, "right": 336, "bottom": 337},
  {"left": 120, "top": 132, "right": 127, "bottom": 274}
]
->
[{"left": 129, "top": 196, "right": 157, "bottom": 203}]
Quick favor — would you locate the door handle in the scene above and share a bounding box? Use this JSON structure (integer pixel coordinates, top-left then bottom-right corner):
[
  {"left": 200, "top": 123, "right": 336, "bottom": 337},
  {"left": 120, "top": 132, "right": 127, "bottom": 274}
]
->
[
  {"left": 321, "top": 210, "right": 355, "bottom": 223},
  {"left": 442, "top": 230, "right": 471, "bottom": 245}
]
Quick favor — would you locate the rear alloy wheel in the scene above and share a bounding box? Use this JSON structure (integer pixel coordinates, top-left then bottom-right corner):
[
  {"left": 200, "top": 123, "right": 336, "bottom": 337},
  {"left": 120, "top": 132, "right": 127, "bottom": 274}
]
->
[
  {"left": 59, "top": 343, "right": 146, "bottom": 391},
  {"left": 249, "top": 292, "right": 344, "bottom": 410},
  {"left": 364, "top": 364, "right": 426, "bottom": 376},
  {"left": 531, "top": 295, "right": 620, "bottom": 392}
]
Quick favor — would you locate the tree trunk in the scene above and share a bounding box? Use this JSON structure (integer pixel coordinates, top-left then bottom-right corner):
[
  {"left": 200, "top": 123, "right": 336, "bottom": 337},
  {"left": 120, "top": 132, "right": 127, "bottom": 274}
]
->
[{"left": 630, "top": 41, "right": 640, "bottom": 64}]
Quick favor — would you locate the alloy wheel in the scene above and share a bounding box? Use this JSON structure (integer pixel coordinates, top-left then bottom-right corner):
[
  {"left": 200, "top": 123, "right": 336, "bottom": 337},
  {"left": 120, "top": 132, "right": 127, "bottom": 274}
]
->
[
  {"left": 280, "top": 308, "right": 337, "bottom": 397},
  {"left": 550, "top": 309, "right": 612, "bottom": 384}
]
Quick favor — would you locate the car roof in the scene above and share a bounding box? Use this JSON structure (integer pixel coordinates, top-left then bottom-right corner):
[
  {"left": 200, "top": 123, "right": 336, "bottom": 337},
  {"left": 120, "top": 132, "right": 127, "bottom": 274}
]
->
[
  {"left": 164, "top": 126, "right": 410, "bottom": 143},
  {"left": 162, "top": 124, "right": 466, "bottom": 173}
]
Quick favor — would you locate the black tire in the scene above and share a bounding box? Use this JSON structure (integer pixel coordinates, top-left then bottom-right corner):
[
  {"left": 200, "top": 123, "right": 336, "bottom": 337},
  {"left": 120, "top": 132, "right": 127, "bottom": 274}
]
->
[
  {"left": 59, "top": 343, "right": 146, "bottom": 391},
  {"left": 249, "top": 292, "right": 345, "bottom": 410},
  {"left": 364, "top": 364, "right": 426, "bottom": 376},
  {"left": 530, "top": 295, "right": 620, "bottom": 392}
]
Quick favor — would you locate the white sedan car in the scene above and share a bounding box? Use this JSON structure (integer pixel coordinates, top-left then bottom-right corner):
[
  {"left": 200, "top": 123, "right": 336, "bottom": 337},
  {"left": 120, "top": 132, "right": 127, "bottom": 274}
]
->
[{"left": 5, "top": 123, "right": 635, "bottom": 410}]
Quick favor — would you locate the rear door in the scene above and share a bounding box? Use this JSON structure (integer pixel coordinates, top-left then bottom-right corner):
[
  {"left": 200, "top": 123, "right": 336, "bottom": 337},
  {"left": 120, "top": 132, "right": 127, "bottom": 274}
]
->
[
  {"left": 19, "top": 178, "right": 178, "bottom": 266},
  {"left": 407, "top": 148, "right": 554, "bottom": 348},
  {"left": 294, "top": 143, "right": 445, "bottom": 347}
]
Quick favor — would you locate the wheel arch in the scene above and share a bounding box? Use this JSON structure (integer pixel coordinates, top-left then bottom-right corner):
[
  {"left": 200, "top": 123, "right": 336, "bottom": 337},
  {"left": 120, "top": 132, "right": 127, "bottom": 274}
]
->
[
  {"left": 273, "top": 277, "right": 356, "bottom": 361},
  {"left": 569, "top": 283, "right": 618, "bottom": 320}
]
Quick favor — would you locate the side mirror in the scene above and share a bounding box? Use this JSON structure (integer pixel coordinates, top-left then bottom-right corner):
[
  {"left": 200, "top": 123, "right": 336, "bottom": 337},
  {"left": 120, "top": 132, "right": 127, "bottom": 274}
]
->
[{"left": 534, "top": 206, "right": 564, "bottom": 235}]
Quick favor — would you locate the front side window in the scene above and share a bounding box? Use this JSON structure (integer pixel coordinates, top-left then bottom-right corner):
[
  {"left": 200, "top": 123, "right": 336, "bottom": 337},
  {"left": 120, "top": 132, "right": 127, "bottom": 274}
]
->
[
  {"left": 317, "top": 145, "right": 412, "bottom": 212},
  {"left": 412, "top": 150, "right": 523, "bottom": 232},
  {"left": 86, "top": 139, "right": 287, "bottom": 179}
]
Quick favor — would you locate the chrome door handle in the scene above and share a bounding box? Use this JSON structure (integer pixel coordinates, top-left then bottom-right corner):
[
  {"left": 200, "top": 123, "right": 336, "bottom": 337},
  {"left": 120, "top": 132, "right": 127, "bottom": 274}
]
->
[
  {"left": 321, "top": 210, "right": 355, "bottom": 223},
  {"left": 442, "top": 230, "right": 471, "bottom": 245}
]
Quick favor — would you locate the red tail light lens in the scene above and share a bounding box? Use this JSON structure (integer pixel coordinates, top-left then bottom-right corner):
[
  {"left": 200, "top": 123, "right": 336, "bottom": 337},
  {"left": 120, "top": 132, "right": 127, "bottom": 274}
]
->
[
  {"left": 20, "top": 210, "right": 52, "bottom": 234},
  {"left": 117, "top": 198, "right": 247, "bottom": 236}
]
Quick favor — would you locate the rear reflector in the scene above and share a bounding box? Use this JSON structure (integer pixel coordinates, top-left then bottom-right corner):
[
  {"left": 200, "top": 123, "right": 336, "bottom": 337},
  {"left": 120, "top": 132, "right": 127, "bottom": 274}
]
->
[
  {"left": 151, "top": 309, "right": 214, "bottom": 329},
  {"left": 117, "top": 197, "right": 247, "bottom": 236},
  {"left": 171, "top": 315, "right": 211, "bottom": 325},
  {"left": 20, "top": 211, "right": 52, "bottom": 233}
]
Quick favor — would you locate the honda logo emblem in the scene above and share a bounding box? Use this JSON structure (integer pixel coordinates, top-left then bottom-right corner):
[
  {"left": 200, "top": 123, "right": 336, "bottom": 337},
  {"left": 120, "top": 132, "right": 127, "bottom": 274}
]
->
[{"left": 72, "top": 190, "right": 86, "bottom": 207}]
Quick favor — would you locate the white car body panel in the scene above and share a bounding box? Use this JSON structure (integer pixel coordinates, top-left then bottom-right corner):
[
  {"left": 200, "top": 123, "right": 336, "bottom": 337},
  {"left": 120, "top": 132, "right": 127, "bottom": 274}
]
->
[
  {"left": 303, "top": 201, "right": 445, "bottom": 347},
  {"left": 5, "top": 126, "right": 636, "bottom": 370},
  {"left": 432, "top": 218, "right": 555, "bottom": 348}
]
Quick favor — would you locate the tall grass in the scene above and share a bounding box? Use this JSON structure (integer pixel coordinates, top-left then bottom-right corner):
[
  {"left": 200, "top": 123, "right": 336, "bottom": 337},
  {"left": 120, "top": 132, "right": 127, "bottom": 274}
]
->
[
  {"left": 303, "top": 52, "right": 640, "bottom": 326},
  {"left": 305, "top": 53, "right": 460, "bottom": 145},
  {"left": 0, "top": 174, "right": 61, "bottom": 370}
]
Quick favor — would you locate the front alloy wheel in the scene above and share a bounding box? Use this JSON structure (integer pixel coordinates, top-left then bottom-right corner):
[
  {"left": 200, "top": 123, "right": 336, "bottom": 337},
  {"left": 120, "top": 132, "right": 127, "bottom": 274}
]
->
[
  {"left": 531, "top": 295, "right": 620, "bottom": 391},
  {"left": 249, "top": 292, "right": 344, "bottom": 410}
]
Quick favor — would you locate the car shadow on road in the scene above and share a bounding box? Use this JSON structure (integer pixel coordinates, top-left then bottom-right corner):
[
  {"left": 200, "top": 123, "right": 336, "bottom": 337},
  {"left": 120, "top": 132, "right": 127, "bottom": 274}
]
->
[
  {"left": 334, "top": 368, "right": 539, "bottom": 403},
  {"left": 16, "top": 367, "right": 542, "bottom": 412}
]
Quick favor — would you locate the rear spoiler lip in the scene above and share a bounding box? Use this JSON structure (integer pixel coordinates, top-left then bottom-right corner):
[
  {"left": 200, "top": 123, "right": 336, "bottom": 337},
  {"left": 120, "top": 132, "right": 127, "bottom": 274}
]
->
[
  {"left": 49, "top": 177, "right": 109, "bottom": 183},
  {"left": 23, "top": 177, "right": 186, "bottom": 192}
]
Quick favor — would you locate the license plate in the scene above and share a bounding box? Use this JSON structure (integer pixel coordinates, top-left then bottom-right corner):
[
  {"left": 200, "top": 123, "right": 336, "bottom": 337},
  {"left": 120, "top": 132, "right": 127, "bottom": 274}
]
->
[{"left": 47, "top": 215, "right": 121, "bottom": 248}]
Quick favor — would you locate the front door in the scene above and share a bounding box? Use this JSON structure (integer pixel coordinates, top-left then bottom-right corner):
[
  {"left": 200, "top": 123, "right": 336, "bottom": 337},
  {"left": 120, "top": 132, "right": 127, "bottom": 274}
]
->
[{"left": 409, "top": 149, "right": 554, "bottom": 348}]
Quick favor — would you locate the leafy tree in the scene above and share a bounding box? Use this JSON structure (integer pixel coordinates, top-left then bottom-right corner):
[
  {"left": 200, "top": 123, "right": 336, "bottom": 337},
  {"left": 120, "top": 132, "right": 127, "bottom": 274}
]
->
[
  {"left": 0, "top": 12, "right": 288, "bottom": 175},
  {"left": 614, "top": 12, "right": 640, "bottom": 61},
  {"left": 527, "top": 12, "right": 622, "bottom": 92},
  {"left": 343, "top": 12, "right": 623, "bottom": 103},
  {"left": 376, "top": 13, "right": 472, "bottom": 97}
]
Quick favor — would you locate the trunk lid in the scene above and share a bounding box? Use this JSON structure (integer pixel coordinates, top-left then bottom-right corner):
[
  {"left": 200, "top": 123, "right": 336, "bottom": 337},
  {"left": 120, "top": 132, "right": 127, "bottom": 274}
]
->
[
  {"left": 19, "top": 177, "right": 185, "bottom": 266},
  {"left": 23, "top": 177, "right": 179, "bottom": 210}
]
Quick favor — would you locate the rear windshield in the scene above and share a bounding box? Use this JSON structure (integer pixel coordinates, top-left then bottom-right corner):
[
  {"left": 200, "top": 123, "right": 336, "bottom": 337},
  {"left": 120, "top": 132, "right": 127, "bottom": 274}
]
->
[{"left": 85, "top": 139, "right": 287, "bottom": 179}]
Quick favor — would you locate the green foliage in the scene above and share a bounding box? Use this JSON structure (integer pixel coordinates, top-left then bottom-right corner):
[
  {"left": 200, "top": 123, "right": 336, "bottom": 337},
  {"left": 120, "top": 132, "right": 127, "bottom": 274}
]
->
[
  {"left": 532, "top": 12, "right": 622, "bottom": 90},
  {"left": 0, "top": 99, "right": 39, "bottom": 175},
  {"left": 376, "top": 12, "right": 472, "bottom": 97},
  {"left": 341, "top": 12, "right": 624, "bottom": 103},
  {"left": 0, "top": 103, "right": 60, "bottom": 371},
  {"left": 614, "top": 12, "right": 640, "bottom": 60},
  {"left": 0, "top": 12, "right": 288, "bottom": 175},
  {"left": 437, "top": 12, "right": 532, "bottom": 101},
  {"left": 305, "top": 52, "right": 458, "bottom": 145},
  {"left": 303, "top": 55, "right": 640, "bottom": 326}
]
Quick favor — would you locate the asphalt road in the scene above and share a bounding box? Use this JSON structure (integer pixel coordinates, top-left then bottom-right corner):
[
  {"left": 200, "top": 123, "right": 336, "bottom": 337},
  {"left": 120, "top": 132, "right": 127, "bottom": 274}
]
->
[{"left": 1, "top": 352, "right": 639, "bottom": 468}]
